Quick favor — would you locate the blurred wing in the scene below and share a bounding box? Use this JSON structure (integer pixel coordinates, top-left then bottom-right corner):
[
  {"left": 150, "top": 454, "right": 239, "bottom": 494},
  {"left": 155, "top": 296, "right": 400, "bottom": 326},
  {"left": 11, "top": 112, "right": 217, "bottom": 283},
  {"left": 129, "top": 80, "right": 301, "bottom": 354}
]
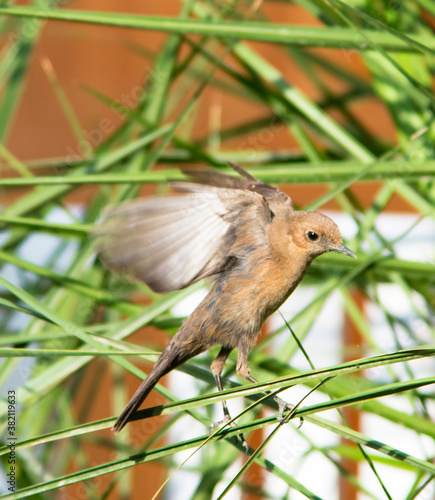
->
[
  {"left": 93, "top": 185, "right": 270, "bottom": 293},
  {"left": 182, "top": 162, "right": 294, "bottom": 213}
]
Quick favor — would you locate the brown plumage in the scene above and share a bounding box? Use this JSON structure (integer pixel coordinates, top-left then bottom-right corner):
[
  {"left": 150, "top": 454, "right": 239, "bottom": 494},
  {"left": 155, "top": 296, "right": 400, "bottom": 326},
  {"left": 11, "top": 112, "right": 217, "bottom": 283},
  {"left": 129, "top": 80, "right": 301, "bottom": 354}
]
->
[{"left": 93, "top": 164, "right": 356, "bottom": 433}]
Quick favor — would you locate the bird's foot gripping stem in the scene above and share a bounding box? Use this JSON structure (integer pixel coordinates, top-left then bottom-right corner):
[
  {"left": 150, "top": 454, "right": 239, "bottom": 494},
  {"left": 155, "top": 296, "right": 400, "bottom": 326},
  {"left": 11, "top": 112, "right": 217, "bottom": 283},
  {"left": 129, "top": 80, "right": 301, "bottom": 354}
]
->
[
  {"left": 273, "top": 396, "right": 304, "bottom": 427},
  {"left": 209, "top": 416, "right": 249, "bottom": 452},
  {"left": 208, "top": 413, "right": 233, "bottom": 433},
  {"left": 274, "top": 396, "right": 294, "bottom": 422},
  {"left": 244, "top": 371, "right": 299, "bottom": 425}
]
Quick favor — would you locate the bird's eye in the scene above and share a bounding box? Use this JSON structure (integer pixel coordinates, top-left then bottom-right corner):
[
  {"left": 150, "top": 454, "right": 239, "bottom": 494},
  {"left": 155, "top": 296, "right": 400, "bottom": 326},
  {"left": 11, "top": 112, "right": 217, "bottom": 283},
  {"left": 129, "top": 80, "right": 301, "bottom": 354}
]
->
[{"left": 307, "top": 231, "right": 319, "bottom": 241}]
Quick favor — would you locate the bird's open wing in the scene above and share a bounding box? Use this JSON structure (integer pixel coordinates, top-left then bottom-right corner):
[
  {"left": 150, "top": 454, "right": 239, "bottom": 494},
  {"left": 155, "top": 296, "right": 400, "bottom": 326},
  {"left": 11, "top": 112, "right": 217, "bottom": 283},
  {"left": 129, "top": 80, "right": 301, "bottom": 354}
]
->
[
  {"left": 93, "top": 184, "right": 271, "bottom": 293},
  {"left": 182, "top": 163, "right": 293, "bottom": 214}
]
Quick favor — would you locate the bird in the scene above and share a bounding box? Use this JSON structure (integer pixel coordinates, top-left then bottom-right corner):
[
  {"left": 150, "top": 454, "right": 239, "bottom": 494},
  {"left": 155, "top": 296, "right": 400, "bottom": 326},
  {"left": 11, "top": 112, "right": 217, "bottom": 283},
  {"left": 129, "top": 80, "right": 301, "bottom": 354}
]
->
[{"left": 93, "top": 163, "right": 356, "bottom": 433}]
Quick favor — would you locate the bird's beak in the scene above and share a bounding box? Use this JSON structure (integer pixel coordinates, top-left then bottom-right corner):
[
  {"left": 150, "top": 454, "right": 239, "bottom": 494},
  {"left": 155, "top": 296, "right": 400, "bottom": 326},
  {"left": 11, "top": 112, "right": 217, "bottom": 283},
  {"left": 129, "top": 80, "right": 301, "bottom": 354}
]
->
[{"left": 329, "top": 243, "right": 357, "bottom": 259}]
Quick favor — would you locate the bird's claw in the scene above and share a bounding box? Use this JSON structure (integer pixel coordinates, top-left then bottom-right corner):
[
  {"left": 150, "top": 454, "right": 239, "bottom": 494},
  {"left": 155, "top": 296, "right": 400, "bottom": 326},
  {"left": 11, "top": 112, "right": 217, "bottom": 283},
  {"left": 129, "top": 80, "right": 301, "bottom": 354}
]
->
[
  {"left": 209, "top": 414, "right": 233, "bottom": 434},
  {"left": 274, "top": 397, "right": 304, "bottom": 427},
  {"left": 209, "top": 416, "right": 249, "bottom": 452},
  {"left": 238, "top": 433, "right": 249, "bottom": 453},
  {"left": 275, "top": 397, "right": 295, "bottom": 423}
]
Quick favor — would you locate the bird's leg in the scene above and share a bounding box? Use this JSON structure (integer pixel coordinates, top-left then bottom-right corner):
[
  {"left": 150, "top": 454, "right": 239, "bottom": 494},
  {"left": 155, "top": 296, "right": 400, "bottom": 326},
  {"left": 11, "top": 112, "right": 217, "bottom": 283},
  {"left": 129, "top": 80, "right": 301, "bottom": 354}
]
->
[
  {"left": 210, "top": 346, "right": 248, "bottom": 451},
  {"left": 236, "top": 345, "right": 293, "bottom": 422},
  {"left": 210, "top": 346, "right": 232, "bottom": 424}
]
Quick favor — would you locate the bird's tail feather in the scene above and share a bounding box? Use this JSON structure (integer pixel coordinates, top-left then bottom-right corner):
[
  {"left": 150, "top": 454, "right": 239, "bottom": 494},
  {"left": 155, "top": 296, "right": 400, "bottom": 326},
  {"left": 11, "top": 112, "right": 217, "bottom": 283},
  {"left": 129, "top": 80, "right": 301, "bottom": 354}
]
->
[{"left": 112, "top": 343, "right": 198, "bottom": 433}]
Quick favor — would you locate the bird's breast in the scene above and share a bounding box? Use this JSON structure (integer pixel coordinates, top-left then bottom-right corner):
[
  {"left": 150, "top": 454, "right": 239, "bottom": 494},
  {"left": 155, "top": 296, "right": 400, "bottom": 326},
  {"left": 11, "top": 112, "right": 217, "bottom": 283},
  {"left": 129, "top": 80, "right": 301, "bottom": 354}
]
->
[
  {"left": 190, "top": 247, "right": 312, "bottom": 350},
  {"left": 250, "top": 253, "right": 312, "bottom": 318}
]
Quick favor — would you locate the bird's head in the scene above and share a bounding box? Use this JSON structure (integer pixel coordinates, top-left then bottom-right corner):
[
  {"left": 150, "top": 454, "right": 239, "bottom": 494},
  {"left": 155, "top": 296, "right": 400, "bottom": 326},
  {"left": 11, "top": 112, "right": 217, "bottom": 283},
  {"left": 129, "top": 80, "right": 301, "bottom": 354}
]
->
[{"left": 288, "top": 211, "right": 356, "bottom": 260}]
